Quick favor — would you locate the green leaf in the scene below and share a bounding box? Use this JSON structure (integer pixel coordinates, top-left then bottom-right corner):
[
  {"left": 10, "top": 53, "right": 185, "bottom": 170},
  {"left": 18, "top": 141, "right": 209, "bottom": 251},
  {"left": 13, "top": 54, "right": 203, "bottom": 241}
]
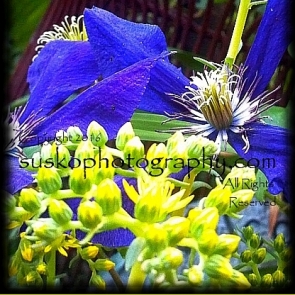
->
[
  {"left": 125, "top": 237, "right": 146, "bottom": 271},
  {"left": 260, "top": 103, "right": 292, "bottom": 129},
  {"left": 131, "top": 110, "right": 192, "bottom": 142},
  {"left": 23, "top": 145, "right": 41, "bottom": 158}
]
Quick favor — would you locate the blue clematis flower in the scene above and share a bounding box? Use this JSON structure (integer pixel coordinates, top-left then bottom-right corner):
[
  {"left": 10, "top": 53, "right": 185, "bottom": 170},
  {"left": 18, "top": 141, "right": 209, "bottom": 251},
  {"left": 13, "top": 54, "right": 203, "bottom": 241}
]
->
[
  {"left": 65, "top": 0, "right": 292, "bottom": 202},
  {"left": 4, "top": 41, "right": 161, "bottom": 195}
]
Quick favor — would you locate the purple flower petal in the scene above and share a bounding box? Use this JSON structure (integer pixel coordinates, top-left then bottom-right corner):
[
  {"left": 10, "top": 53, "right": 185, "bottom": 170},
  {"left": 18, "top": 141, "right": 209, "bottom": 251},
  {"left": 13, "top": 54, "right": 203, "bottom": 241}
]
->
[
  {"left": 244, "top": 0, "right": 292, "bottom": 97},
  {"left": 22, "top": 55, "right": 158, "bottom": 146},
  {"left": 21, "top": 41, "right": 99, "bottom": 123},
  {"left": 4, "top": 156, "right": 34, "bottom": 195},
  {"left": 228, "top": 122, "right": 292, "bottom": 202}
]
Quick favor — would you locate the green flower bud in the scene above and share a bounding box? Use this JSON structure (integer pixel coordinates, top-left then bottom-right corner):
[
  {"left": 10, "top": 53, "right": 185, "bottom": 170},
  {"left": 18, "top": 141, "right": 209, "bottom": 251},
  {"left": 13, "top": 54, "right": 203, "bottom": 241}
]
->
[
  {"left": 123, "top": 136, "right": 145, "bottom": 165},
  {"left": 36, "top": 263, "right": 47, "bottom": 275},
  {"left": 240, "top": 249, "right": 252, "bottom": 263},
  {"left": 280, "top": 247, "right": 292, "bottom": 262},
  {"left": 89, "top": 273, "right": 105, "bottom": 289},
  {"left": 75, "top": 139, "right": 95, "bottom": 163},
  {"left": 274, "top": 233, "right": 285, "bottom": 253},
  {"left": 80, "top": 246, "right": 99, "bottom": 260},
  {"left": 197, "top": 229, "right": 218, "bottom": 255},
  {"left": 226, "top": 270, "right": 251, "bottom": 289},
  {"left": 51, "top": 142, "right": 71, "bottom": 171},
  {"left": 134, "top": 191, "right": 166, "bottom": 223},
  {"left": 190, "top": 207, "right": 219, "bottom": 238},
  {"left": 226, "top": 189, "right": 255, "bottom": 214},
  {"left": 187, "top": 265, "right": 204, "bottom": 286},
  {"left": 32, "top": 220, "right": 63, "bottom": 241},
  {"left": 186, "top": 135, "right": 217, "bottom": 159},
  {"left": 249, "top": 233, "right": 261, "bottom": 250},
  {"left": 145, "top": 225, "right": 168, "bottom": 252},
  {"left": 222, "top": 166, "right": 256, "bottom": 192},
  {"left": 95, "top": 178, "right": 122, "bottom": 215},
  {"left": 204, "top": 185, "right": 231, "bottom": 215},
  {"left": 261, "top": 273, "right": 273, "bottom": 288},
  {"left": 20, "top": 239, "right": 34, "bottom": 262},
  {"left": 115, "top": 122, "right": 135, "bottom": 151},
  {"left": 5, "top": 192, "right": 16, "bottom": 213},
  {"left": 272, "top": 270, "right": 285, "bottom": 287},
  {"left": 25, "top": 271, "right": 43, "bottom": 287},
  {"left": 159, "top": 247, "right": 183, "bottom": 269},
  {"left": 252, "top": 247, "right": 266, "bottom": 264},
  {"left": 248, "top": 273, "right": 259, "bottom": 286},
  {"left": 212, "top": 234, "right": 241, "bottom": 256},
  {"left": 40, "top": 141, "right": 52, "bottom": 162},
  {"left": 55, "top": 129, "right": 68, "bottom": 144},
  {"left": 19, "top": 188, "right": 41, "bottom": 213},
  {"left": 204, "top": 254, "right": 233, "bottom": 279},
  {"left": 242, "top": 225, "right": 254, "bottom": 240},
  {"left": 93, "top": 148, "right": 115, "bottom": 185},
  {"left": 77, "top": 200, "right": 103, "bottom": 229},
  {"left": 48, "top": 199, "right": 73, "bottom": 225},
  {"left": 94, "top": 258, "right": 115, "bottom": 271},
  {"left": 37, "top": 165, "right": 62, "bottom": 194},
  {"left": 87, "top": 121, "right": 108, "bottom": 147},
  {"left": 69, "top": 166, "right": 93, "bottom": 195},
  {"left": 67, "top": 126, "right": 83, "bottom": 143},
  {"left": 146, "top": 143, "right": 168, "bottom": 174},
  {"left": 166, "top": 131, "right": 185, "bottom": 154},
  {"left": 19, "top": 151, "right": 41, "bottom": 171},
  {"left": 162, "top": 216, "right": 190, "bottom": 246}
]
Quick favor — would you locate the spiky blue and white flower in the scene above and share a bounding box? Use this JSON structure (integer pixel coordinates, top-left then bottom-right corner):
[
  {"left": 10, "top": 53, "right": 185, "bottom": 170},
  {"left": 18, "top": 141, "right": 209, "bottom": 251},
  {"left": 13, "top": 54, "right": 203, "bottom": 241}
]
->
[{"left": 163, "top": 64, "right": 279, "bottom": 153}]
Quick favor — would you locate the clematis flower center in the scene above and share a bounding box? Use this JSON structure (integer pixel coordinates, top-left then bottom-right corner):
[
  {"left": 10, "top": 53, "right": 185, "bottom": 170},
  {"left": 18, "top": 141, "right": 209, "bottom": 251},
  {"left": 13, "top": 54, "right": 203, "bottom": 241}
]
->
[
  {"left": 190, "top": 68, "right": 234, "bottom": 131},
  {"left": 34, "top": 15, "right": 87, "bottom": 59}
]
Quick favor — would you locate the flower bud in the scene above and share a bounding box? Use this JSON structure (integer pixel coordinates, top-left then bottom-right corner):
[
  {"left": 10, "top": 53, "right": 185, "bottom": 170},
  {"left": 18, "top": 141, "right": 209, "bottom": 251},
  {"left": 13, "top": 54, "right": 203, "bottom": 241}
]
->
[
  {"left": 226, "top": 270, "right": 251, "bottom": 289},
  {"left": 19, "top": 151, "right": 41, "bottom": 171},
  {"left": 69, "top": 166, "right": 93, "bottom": 195},
  {"left": 55, "top": 129, "right": 68, "bottom": 144},
  {"left": 222, "top": 166, "right": 256, "bottom": 192},
  {"left": 242, "top": 225, "right": 254, "bottom": 240},
  {"left": 280, "top": 247, "right": 292, "bottom": 262},
  {"left": 249, "top": 233, "right": 261, "bottom": 249},
  {"left": 94, "top": 259, "right": 115, "bottom": 271},
  {"left": 4, "top": 192, "right": 16, "bottom": 213},
  {"left": 159, "top": 247, "right": 183, "bottom": 269},
  {"left": 123, "top": 136, "right": 145, "bottom": 166},
  {"left": 190, "top": 207, "right": 219, "bottom": 238},
  {"left": 93, "top": 148, "right": 115, "bottom": 185},
  {"left": 204, "top": 254, "right": 233, "bottom": 279},
  {"left": 80, "top": 246, "right": 99, "bottom": 260},
  {"left": 261, "top": 273, "right": 273, "bottom": 287},
  {"left": 162, "top": 217, "right": 190, "bottom": 246},
  {"left": 87, "top": 121, "right": 108, "bottom": 147},
  {"left": 20, "top": 239, "right": 34, "bottom": 262},
  {"left": 252, "top": 247, "right": 266, "bottom": 264},
  {"left": 226, "top": 189, "right": 255, "bottom": 214},
  {"left": 145, "top": 225, "right": 168, "bottom": 252},
  {"left": 240, "top": 249, "right": 252, "bottom": 263},
  {"left": 197, "top": 229, "right": 218, "bottom": 255},
  {"left": 40, "top": 141, "right": 52, "bottom": 162},
  {"left": 32, "top": 220, "right": 63, "bottom": 241},
  {"left": 77, "top": 200, "right": 103, "bottom": 229},
  {"left": 272, "top": 270, "right": 285, "bottom": 287},
  {"left": 51, "top": 142, "right": 71, "bottom": 171},
  {"left": 248, "top": 273, "right": 258, "bottom": 286},
  {"left": 204, "top": 185, "right": 231, "bottom": 215},
  {"left": 187, "top": 265, "right": 204, "bottom": 286},
  {"left": 37, "top": 165, "right": 62, "bottom": 194},
  {"left": 25, "top": 271, "right": 43, "bottom": 286},
  {"left": 36, "top": 263, "right": 47, "bottom": 275},
  {"left": 95, "top": 178, "right": 122, "bottom": 215},
  {"left": 166, "top": 131, "right": 185, "bottom": 154},
  {"left": 74, "top": 139, "right": 95, "bottom": 163},
  {"left": 90, "top": 273, "right": 105, "bottom": 289},
  {"left": 19, "top": 188, "right": 41, "bottom": 213},
  {"left": 146, "top": 143, "right": 168, "bottom": 175},
  {"left": 212, "top": 234, "right": 241, "bottom": 256},
  {"left": 115, "top": 122, "right": 135, "bottom": 151},
  {"left": 48, "top": 199, "right": 73, "bottom": 225},
  {"left": 67, "top": 126, "right": 83, "bottom": 143},
  {"left": 186, "top": 135, "right": 217, "bottom": 159},
  {"left": 274, "top": 233, "right": 285, "bottom": 253}
]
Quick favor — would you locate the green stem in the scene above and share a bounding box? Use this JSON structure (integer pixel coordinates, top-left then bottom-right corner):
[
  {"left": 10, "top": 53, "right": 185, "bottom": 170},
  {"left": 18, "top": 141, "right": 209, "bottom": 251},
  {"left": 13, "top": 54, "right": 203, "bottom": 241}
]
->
[
  {"left": 249, "top": 261, "right": 261, "bottom": 284},
  {"left": 248, "top": 0, "right": 267, "bottom": 9},
  {"left": 115, "top": 167, "right": 137, "bottom": 178},
  {"left": 127, "top": 260, "right": 147, "bottom": 292},
  {"left": 46, "top": 250, "right": 57, "bottom": 288},
  {"left": 225, "top": 0, "right": 251, "bottom": 69}
]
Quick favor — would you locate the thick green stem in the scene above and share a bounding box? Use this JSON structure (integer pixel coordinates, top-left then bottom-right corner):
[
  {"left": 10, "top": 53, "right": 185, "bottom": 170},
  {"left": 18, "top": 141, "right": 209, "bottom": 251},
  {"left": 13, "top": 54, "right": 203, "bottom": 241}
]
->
[
  {"left": 46, "top": 250, "right": 56, "bottom": 288},
  {"left": 127, "top": 260, "right": 147, "bottom": 292},
  {"left": 225, "top": 0, "right": 251, "bottom": 69}
]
